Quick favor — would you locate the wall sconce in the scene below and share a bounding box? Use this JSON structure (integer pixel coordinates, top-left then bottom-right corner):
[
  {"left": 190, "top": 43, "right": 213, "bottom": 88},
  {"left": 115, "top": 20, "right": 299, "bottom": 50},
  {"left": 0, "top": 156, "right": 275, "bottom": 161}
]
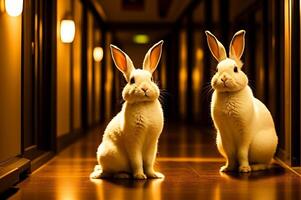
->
[
  {"left": 60, "top": 19, "right": 75, "bottom": 43},
  {"left": 93, "top": 47, "right": 103, "bottom": 62},
  {"left": 196, "top": 48, "right": 204, "bottom": 61},
  {"left": 5, "top": 0, "right": 23, "bottom": 16}
]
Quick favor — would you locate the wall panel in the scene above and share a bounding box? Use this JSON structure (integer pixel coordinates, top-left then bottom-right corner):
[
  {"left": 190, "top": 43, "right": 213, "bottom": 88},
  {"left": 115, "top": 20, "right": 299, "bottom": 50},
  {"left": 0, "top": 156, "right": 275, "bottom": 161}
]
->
[
  {"left": 73, "top": 0, "right": 82, "bottom": 130},
  {"left": 179, "top": 30, "right": 188, "bottom": 120},
  {"left": 57, "top": 0, "right": 71, "bottom": 136},
  {"left": 87, "top": 11, "right": 94, "bottom": 125},
  {"left": 0, "top": 14, "right": 21, "bottom": 161},
  {"left": 94, "top": 28, "right": 102, "bottom": 122},
  {"left": 105, "top": 33, "right": 113, "bottom": 120}
]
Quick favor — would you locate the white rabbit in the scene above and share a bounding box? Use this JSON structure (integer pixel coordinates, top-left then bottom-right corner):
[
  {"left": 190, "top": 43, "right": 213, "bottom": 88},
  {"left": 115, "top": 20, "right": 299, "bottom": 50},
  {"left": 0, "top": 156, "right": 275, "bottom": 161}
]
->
[
  {"left": 205, "top": 30, "right": 278, "bottom": 173},
  {"left": 90, "top": 41, "right": 164, "bottom": 179}
]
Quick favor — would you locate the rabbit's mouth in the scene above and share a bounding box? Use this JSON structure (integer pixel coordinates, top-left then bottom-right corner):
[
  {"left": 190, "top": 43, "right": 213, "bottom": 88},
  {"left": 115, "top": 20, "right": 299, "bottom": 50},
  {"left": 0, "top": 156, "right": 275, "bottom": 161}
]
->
[
  {"left": 213, "top": 80, "right": 238, "bottom": 92},
  {"left": 223, "top": 82, "right": 228, "bottom": 88}
]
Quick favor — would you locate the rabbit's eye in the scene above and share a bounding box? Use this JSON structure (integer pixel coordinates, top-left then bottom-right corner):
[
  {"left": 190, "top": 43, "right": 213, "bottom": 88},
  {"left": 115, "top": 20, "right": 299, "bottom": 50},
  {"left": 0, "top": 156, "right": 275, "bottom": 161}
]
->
[
  {"left": 234, "top": 66, "right": 238, "bottom": 73},
  {"left": 151, "top": 77, "right": 153, "bottom": 82},
  {"left": 130, "top": 77, "right": 135, "bottom": 84}
]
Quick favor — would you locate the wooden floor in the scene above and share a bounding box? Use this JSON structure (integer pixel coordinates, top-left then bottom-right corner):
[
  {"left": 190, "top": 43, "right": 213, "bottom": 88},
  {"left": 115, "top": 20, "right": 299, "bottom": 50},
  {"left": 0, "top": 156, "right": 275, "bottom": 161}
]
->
[{"left": 5, "top": 124, "right": 301, "bottom": 199}]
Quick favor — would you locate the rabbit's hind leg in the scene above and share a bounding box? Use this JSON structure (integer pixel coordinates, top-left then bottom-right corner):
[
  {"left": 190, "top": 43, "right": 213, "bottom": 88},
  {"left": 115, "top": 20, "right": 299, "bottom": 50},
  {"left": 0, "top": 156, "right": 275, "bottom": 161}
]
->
[
  {"left": 249, "top": 128, "right": 277, "bottom": 168},
  {"left": 97, "top": 145, "right": 130, "bottom": 176},
  {"left": 250, "top": 164, "right": 270, "bottom": 171}
]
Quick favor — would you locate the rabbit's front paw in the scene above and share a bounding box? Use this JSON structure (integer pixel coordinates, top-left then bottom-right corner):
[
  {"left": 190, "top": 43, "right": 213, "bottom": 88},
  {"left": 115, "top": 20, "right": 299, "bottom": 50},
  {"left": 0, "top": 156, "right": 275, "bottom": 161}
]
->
[
  {"left": 239, "top": 165, "right": 251, "bottom": 173},
  {"left": 220, "top": 165, "right": 235, "bottom": 172},
  {"left": 146, "top": 171, "right": 164, "bottom": 179},
  {"left": 94, "top": 165, "right": 102, "bottom": 171},
  {"left": 90, "top": 170, "right": 110, "bottom": 179},
  {"left": 133, "top": 173, "right": 147, "bottom": 180}
]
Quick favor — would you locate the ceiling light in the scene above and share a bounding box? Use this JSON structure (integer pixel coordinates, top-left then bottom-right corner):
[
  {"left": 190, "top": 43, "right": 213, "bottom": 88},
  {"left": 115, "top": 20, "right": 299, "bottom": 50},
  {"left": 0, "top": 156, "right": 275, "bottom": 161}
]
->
[{"left": 133, "top": 34, "right": 149, "bottom": 44}]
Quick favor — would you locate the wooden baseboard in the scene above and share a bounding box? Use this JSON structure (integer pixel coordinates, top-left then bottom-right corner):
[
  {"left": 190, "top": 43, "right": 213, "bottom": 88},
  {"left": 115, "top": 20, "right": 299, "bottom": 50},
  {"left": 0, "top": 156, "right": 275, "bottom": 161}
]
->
[
  {"left": 277, "top": 148, "right": 291, "bottom": 166},
  {"left": 0, "top": 157, "right": 30, "bottom": 194},
  {"left": 30, "top": 152, "right": 54, "bottom": 172},
  {"left": 276, "top": 157, "right": 301, "bottom": 177},
  {"left": 57, "top": 128, "right": 83, "bottom": 152}
]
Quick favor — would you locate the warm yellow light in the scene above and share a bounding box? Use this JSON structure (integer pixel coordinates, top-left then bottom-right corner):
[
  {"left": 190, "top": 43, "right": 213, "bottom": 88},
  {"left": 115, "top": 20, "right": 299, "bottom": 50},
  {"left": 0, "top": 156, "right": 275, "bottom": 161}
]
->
[
  {"left": 93, "top": 47, "right": 103, "bottom": 62},
  {"left": 196, "top": 48, "right": 204, "bottom": 61},
  {"left": 5, "top": 0, "right": 23, "bottom": 16},
  {"left": 133, "top": 34, "right": 149, "bottom": 44},
  {"left": 60, "top": 20, "right": 75, "bottom": 43}
]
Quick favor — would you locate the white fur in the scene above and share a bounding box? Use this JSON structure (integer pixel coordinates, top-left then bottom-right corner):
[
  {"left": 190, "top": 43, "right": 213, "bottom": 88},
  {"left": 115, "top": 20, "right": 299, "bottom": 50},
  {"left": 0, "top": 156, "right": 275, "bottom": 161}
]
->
[
  {"left": 206, "top": 30, "right": 278, "bottom": 173},
  {"left": 90, "top": 41, "right": 164, "bottom": 179}
]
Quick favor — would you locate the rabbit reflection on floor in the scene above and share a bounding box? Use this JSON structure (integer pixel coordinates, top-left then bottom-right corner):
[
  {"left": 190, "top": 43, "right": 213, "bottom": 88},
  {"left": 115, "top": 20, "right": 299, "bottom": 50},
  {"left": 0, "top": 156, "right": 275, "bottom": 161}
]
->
[
  {"left": 90, "top": 41, "right": 164, "bottom": 179},
  {"left": 205, "top": 30, "right": 278, "bottom": 173}
]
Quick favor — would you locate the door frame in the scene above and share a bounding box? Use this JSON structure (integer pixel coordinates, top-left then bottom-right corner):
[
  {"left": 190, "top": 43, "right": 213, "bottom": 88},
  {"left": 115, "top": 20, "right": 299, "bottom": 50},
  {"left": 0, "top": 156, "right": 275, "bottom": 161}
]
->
[{"left": 21, "top": 0, "right": 57, "bottom": 168}]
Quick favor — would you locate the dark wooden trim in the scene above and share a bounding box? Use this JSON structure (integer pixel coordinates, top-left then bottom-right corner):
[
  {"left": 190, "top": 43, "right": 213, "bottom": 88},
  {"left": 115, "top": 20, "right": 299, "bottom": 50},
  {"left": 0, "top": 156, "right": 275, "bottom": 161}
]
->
[
  {"left": 186, "top": 12, "right": 193, "bottom": 122},
  {"left": 175, "top": 0, "right": 202, "bottom": 25},
  {"left": 274, "top": 0, "right": 285, "bottom": 158},
  {"left": 263, "top": 0, "right": 269, "bottom": 104},
  {"left": 21, "top": 0, "right": 57, "bottom": 155},
  {"left": 22, "top": 0, "right": 36, "bottom": 153},
  {"left": 108, "top": 22, "right": 173, "bottom": 31},
  {"left": 249, "top": 16, "right": 257, "bottom": 90},
  {"left": 56, "top": 129, "right": 83, "bottom": 152},
  {"left": 0, "top": 157, "right": 31, "bottom": 194},
  {"left": 100, "top": 28, "right": 107, "bottom": 122},
  {"left": 40, "top": 0, "right": 57, "bottom": 151},
  {"left": 70, "top": 44, "right": 74, "bottom": 132},
  {"left": 164, "top": 31, "right": 180, "bottom": 121},
  {"left": 23, "top": 149, "right": 54, "bottom": 172},
  {"left": 86, "top": 0, "right": 106, "bottom": 26},
  {"left": 199, "top": 0, "right": 213, "bottom": 126},
  {"left": 234, "top": 0, "right": 263, "bottom": 22},
  {"left": 21, "top": 0, "right": 26, "bottom": 155},
  {"left": 87, "top": 0, "right": 107, "bottom": 21},
  {"left": 111, "top": 64, "right": 115, "bottom": 116},
  {"left": 0, "top": 153, "right": 54, "bottom": 194},
  {"left": 81, "top": 3, "right": 88, "bottom": 130},
  {"left": 219, "top": 0, "right": 229, "bottom": 43},
  {"left": 69, "top": 0, "right": 75, "bottom": 135},
  {"left": 91, "top": 21, "right": 96, "bottom": 124},
  {"left": 30, "top": 152, "right": 54, "bottom": 172},
  {"left": 172, "top": 31, "right": 179, "bottom": 120},
  {"left": 291, "top": 0, "right": 300, "bottom": 166}
]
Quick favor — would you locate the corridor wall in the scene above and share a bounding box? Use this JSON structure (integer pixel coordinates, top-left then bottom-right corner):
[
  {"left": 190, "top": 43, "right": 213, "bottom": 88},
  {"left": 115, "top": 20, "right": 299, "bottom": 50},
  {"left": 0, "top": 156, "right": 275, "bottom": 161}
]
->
[{"left": 0, "top": 6, "right": 22, "bottom": 162}]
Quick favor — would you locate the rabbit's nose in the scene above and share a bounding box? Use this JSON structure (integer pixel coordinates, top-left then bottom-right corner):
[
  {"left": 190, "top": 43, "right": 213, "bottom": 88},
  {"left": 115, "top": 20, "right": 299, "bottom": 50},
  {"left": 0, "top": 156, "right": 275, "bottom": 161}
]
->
[
  {"left": 141, "top": 87, "right": 148, "bottom": 93},
  {"left": 221, "top": 76, "right": 227, "bottom": 82}
]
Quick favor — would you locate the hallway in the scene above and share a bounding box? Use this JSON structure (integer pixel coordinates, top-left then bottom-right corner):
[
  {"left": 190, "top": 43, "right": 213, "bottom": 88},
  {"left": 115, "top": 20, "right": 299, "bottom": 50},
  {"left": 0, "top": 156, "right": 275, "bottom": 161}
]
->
[
  {"left": 4, "top": 124, "right": 301, "bottom": 199},
  {"left": 0, "top": 0, "right": 301, "bottom": 199}
]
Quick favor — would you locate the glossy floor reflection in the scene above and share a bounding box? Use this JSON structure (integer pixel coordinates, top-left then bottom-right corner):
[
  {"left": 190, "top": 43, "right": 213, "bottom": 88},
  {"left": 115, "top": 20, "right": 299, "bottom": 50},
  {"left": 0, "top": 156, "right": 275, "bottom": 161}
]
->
[{"left": 9, "top": 124, "right": 301, "bottom": 200}]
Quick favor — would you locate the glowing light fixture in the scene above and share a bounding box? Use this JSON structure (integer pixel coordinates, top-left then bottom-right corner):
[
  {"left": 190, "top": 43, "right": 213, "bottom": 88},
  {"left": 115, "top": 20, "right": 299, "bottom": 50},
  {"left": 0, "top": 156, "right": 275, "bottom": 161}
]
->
[
  {"left": 196, "top": 48, "right": 204, "bottom": 60},
  {"left": 133, "top": 34, "right": 149, "bottom": 44},
  {"left": 93, "top": 47, "right": 104, "bottom": 62},
  {"left": 5, "top": 0, "right": 23, "bottom": 17},
  {"left": 60, "top": 19, "right": 75, "bottom": 43}
]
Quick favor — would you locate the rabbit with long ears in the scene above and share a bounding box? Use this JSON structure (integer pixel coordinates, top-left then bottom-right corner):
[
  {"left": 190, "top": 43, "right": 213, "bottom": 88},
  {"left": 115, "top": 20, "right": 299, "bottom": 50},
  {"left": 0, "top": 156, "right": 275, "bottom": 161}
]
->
[
  {"left": 205, "top": 30, "right": 278, "bottom": 173},
  {"left": 90, "top": 41, "right": 164, "bottom": 179}
]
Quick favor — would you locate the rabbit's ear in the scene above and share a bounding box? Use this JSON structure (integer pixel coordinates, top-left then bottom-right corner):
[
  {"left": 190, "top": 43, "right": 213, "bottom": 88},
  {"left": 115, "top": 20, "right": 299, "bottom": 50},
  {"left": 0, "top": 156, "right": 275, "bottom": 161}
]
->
[
  {"left": 110, "top": 45, "right": 135, "bottom": 81},
  {"left": 205, "top": 31, "right": 227, "bottom": 62},
  {"left": 229, "top": 30, "right": 246, "bottom": 60},
  {"left": 143, "top": 40, "right": 163, "bottom": 73}
]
